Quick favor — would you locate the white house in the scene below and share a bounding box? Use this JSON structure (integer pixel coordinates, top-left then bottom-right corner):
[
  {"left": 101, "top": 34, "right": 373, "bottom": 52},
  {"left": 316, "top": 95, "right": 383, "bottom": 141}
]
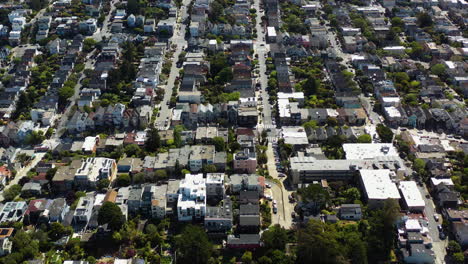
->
[{"left": 177, "top": 174, "right": 206, "bottom": 221}]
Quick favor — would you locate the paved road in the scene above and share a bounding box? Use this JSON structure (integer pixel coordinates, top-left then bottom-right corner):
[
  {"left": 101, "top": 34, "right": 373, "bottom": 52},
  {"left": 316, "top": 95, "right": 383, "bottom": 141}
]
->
[
  {"left": 0, "top": 152, "right": 46, "bottom": 201},
  {"left": 266, "top": 142, "right": 293, "bottom": 228},
  {"left": 154, "top": 1, "right": 190, "bottom": 130},
  {"left": 92, "top": 0, "right": 120, "bottom": 42},
  {"left": 54, "top": 53, "right": 97, "bottom": 139}
]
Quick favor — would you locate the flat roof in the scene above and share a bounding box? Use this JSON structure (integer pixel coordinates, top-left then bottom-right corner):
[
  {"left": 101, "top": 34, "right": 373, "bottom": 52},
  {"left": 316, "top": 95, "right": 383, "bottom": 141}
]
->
[
  {"left": 430, "top": 177, "right": 454, "bottom": 186},
  {"left": 267, "top": 27, "right": 276, "bottom": 37},
  {"left": 359, "top": 169, "right": 400, "bottom": 200},
  {"left": 399, "top": 181, "right": 425, "bottom": 209},
  {"left": 343, "top": 143, "right": 399, "bottom": 160}
]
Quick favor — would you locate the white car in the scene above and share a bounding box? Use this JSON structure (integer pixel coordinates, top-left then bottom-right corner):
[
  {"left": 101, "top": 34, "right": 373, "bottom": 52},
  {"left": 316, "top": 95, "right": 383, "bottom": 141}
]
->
[
  {"left": 266, "top": 183, "right": 271, "bottom": 188},
  {"left": 273, "top": 200, "right": 277, "bottom": 206}
]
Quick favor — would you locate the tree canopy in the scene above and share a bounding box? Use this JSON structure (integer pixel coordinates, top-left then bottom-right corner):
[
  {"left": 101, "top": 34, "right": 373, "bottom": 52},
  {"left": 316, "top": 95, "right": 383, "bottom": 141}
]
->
[
  {"left": 98, "top": 202, "right": 124, "bottom": 230},
  {"left": 175, "top": 225, "right": 212, "bottom": 264},
  {"left": 376, "top": 124, "right": 394, "bottom": 143}
]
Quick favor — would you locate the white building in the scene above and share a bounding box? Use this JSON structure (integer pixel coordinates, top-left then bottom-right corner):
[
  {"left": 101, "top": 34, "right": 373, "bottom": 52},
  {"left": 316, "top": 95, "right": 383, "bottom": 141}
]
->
[
  {"left": 177, "top": 174, "right": 206, "bottom": 221},
  {"left": 399, "top": 181, "right": 425, "bottom": 212},
  {"left": 82, "top": 136, "right": 98, "bottom": 153},
  {"left": 359, "top": 169, "right": 400, "bottom": 208},
  {"left": 343, "top": 143, "right": 399, "bottom": 160},
  {"left": 74, "top": 157, "right": 116, "bottom": 188},
  {"left": 281, "top": 126, "right": 309, "bottom": 146}
]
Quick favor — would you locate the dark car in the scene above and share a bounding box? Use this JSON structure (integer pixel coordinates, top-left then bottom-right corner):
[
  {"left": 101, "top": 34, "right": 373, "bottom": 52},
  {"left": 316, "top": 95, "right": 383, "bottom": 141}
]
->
[{"left": 439, "top": 232, "right": 446, "bottom": 240}]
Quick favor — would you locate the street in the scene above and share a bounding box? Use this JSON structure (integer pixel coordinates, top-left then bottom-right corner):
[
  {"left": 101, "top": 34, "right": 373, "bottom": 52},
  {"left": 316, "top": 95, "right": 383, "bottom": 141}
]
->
[
  {"left": 154, "top": 1, "right": 190, "bottom": 130},
  {"left": 0, "top": 152, "right": 45, "bottom": 201},
  {"left": 265, "top": 142, "right": 293, "bottom": 228}
]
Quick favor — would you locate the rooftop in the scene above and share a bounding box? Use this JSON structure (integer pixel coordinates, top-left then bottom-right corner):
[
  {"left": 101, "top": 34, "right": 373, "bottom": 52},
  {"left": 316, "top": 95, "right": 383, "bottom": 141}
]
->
[{"left": 359, "top": 169, "right": 400, "bottom": 200}]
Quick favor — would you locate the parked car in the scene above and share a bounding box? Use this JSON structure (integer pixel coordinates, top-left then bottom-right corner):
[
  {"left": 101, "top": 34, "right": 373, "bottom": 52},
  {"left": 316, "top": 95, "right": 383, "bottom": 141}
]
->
[
  {"left": 266, "top": 183, "right": 271, "bottom": 188},
  {"left": 439, "top": 232, "right": 446, "bottom": 240},
  {"left": 273, "top": 200, "right": 277, "bottom": 206},
  {"left": 437, "top": 225, "right": 443, "bottom": 232},
  {"left": 273, "top": 207, "right": 277, "bottom": 214},
  {"left": 434, "top": 214, "right": 439, "bottom": 222}
]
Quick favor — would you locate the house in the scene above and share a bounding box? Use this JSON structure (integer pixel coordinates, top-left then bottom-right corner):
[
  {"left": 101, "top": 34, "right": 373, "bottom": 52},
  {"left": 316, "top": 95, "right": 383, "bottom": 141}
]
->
[
  {"left": 233, "top": 148, "right": 257, "bottom": 174},
  {"left": 0, "top": 202, "right": 28, "bottom": 223},
  {"left": 166, "top": 179, "right": 180, "bottom": 205},
  {"left": 177, "top": 174, "right": 206, "bottom": 221},
  {"left": 402, "top": 243, "right": 435, "bottom": 264},
  {"left": 434, "top": 184, "right": 459, "bottom": 208},
  {"left": 205, "top": 197, "right": 233, "bottom": 232},
  {"left": 0, "top": 166, "right": 11, "bottom": 186},
  {"left": 339, "top": 204, "right": 362, "bottom": 220},
  {"left": 144, "top": 19, "right": 156, "bottom": 33},
  {"left": 189, "top": 145, "right": 216, "bottom": 172},
  {"left": 74, "top": 157, "right": 116, "bottom": 189},
  {"left": 48, "top": 198, "right": 69, "bottom": 223},
  {"left": 52, "top": 160, "right": 82, "bottom": 193},
  {"left": 239, "top": 191, "right": 259, "bottom": 205},
  {"left": 0, "top": 228, "right": 13, "bottom": 256},
  {"left": 206, "top": 173, "right": 225, "bottom": 202},
  {"left": 151, "top": 185, "right": 167, "bottom": 219},
  {"left": 239, "top": 204, "right": 260, "bottom": 233},
  {"left": 16, "top": 121, "right": 35, "bottom": 142},
  {"left": 117, "top": 158, "right": 143, "bottom": 174},
  {"left": 73, "top": 195, "right": 94, "bottom": 224},
  {"left": 227, "top": 234, "right": 262, "bottom": 249},
  {"left": 82, "top": 136, "right": 99, "bottom": 154},
  {"left": 24, "top": 199, "right": 52, "bottom": 225},
  {"left": 229, "top": 174, "right": 263, "bottom": 193},
  {"left": 128, "top": 186, "right": 143, "bottom": 215},
  {"left": 21, "top": 182, "right": 42, "bottom": 197}
]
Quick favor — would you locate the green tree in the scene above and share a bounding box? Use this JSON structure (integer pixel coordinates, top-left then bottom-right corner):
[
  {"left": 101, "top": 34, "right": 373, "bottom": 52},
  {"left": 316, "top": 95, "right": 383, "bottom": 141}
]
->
[
  {"left": 297, "top": 219, "right": 344, "bottom": 264},
  {"left": 3, "top": 184, "right": 21, "bottom": 201},
  {"left": 417, "top": 12, "right": 433, "bottom": 28},
  {"left": 357, "top": 134, "right": 372, "bottom": 143},
  {"left": 124, "top": 144, "right": 142, "bottom": 157},
  {"left": 447, "top": 240, "right": 462, "bottom": 254},
  {"left": 452, "top": 252, "right": 465, "bottom": 264},
  {"left": 376, "top": 124, "right": 394, "bottom": 143},
  {"left": 154, "top": 170, "right": 168, "bottom": 181},
  {"left": 83, "top": 38, "right": 97, "bottom": 52},
  {"left": 98, "top": 201, "right": 124, "bottom": 230},
  {"left": 175, "top": 225, "right": 212, "bottom": 264},
  {"left": 413, "top": 158, "right": 426, "bottom": 173},
  {"left": 366, "top": 199, "right": 400, "bottom": 262},
  {"left": 97, "top": 178, "right": 110, "bottom": 191},
  {"left": 203, "top": 164, "right": 217, "bottom": 173},
  {"left": 431, "top": 64, "right": 446, "bottom": 76},
  {"left": 298, "top": 184, "right": 330, "bottom": 211},
  {"left": 48, "top": 222, "right": 72, "bottom": 241},
  {"left": 241, "top": 251, "right": 253, "bottom": 264},
  {"left": 116, "top": 174, "right": 131, "bottom": 187},
  {"left": 343, "top": 187, "right": 361, "bottom": 203},
  {"left": 261, "top": 224, "right": 288, "bottom": 251},
  {"left": 146, "top": 128, "right": 161, "bottom": 152},
  {"left": 133, "top": 172, "right": 145, "bottom": 184},
  {"left": 212, "top": 137, "right": 226, "bottom": 151}
]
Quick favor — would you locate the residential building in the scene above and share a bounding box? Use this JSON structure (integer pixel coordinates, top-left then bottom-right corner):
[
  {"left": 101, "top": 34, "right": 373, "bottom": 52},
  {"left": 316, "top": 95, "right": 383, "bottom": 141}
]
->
[
  {"left": 74, "top": 157, "right": 117, "bottom": 189},
  {"left": 339, "top": 204, "right": 362, "bottom": 220},
  {"left": 0, "top": 202, "right": 27, "bottom": 223},
  {"left": 73, "top": 195, "right": 94, "bottom": 224},
  {"left": 206, "top": 173, "right": 225, "bottom": 202},
  {"left": 359, "top": 170, "right": 401, "bottom": 208},
  {"left": 177, "top": 174, "right": 206, "bottom": 221},
  {"left": 205, "top": 197, "right": 233, "bottom": 232},
  {"left": 399, "top": 181, "right": 425, "bottom": 212}
]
